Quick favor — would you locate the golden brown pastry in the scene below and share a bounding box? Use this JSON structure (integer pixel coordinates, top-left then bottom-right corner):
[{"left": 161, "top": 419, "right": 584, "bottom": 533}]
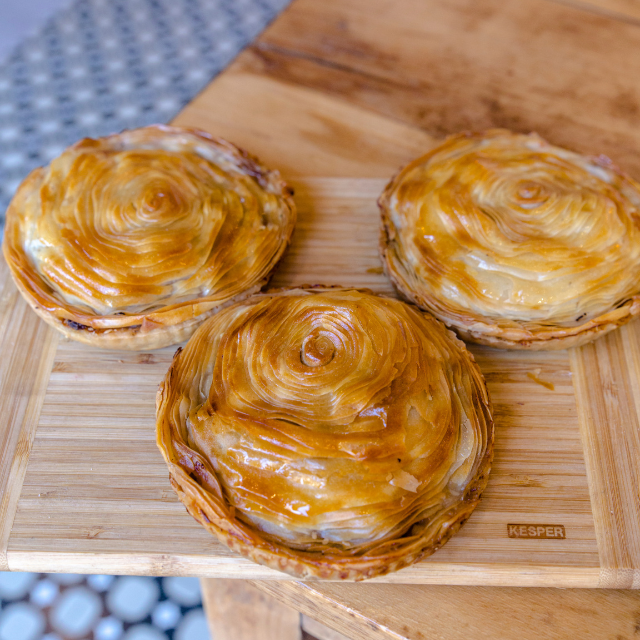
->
[
  {"left": 156, "top": 287, "right": 493, "bottom": 580},
  {"left": 2, "top": 125, "right": 296, "bottom": 350},
  {"left": 379, "top": 129, "right": 640, "bottom": 349}
]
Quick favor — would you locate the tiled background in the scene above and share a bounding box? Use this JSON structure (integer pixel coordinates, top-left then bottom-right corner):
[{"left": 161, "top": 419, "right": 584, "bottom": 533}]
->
[
  {"left": 0, "top": 573, "right": 208, "bottom": 640},
  {"left": 0, "top": 0, "right": 290, "bottom": 637}
]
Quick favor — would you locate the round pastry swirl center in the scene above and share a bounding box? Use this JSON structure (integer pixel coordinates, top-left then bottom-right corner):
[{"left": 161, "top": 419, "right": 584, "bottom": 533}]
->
[
  {"left": 512, "top": 179, "right": 549, "bottom": 209},
  {"left": 301, "top": 331, "right": 336, "bottom": 367},
  {"left": 111, "top": 172, "right": 188, "bottom": 233},
  {"left": 217, "top": 298, "right": 401, "bottom": 426},
  {"left": 138, "top": 184, "right": 179, "bottom": 219}
]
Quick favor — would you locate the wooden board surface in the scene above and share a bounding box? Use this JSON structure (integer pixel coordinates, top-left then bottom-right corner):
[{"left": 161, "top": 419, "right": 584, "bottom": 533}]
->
[
  {"left": 253, "top": 580, "right": 640, "bottom": 640},
  {"left": 2, "top": 0, "right": 640, "bottom": 587},
  {"left": 0, "top": 179, "right": 618, "bottom": 586}
]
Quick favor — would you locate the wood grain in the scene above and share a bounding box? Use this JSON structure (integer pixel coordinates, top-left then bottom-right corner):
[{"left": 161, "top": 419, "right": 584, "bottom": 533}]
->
[
  {"left": 0, "top": 258, "right": 57, "bottom": 570},
  {"left": 570, "top": 323, "right": 640, "bottom": 588},
  {"left": 200, "top": 578, "right": 352, "bottom": 640},
  {"left": 302, "top": 615, "right": 353, "bottom": 640},
  {"left": 238, "top": 0, "right": 640, "bottom": 180},
  {"left": 556, "top": 0, "right": 640, "bottom": 22},
  {"left": 201, "top": 579, "right": 301, "bottom": 640},
  {"left": 253, "top": 581, "right": 640, "bottom": 640},
  {"left": 173, "top": 73, "right": 436, "bottom": 179}
]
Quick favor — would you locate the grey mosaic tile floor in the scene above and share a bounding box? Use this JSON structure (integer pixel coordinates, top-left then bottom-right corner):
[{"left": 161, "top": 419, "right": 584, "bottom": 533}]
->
[{"left": 0, "top": 573, "right": 208, "bottom": 640}]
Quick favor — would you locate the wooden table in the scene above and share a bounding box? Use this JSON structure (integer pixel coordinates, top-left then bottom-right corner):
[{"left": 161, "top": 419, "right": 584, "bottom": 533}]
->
[
  {"left": 3, "top": 0, "right": 640, "bottom": 636},
  {"left": 249, "top": 580, "right": 640, "bottom": 640},
  {"left": 200, "top": 577, "right": 640, "bottom": 639}
]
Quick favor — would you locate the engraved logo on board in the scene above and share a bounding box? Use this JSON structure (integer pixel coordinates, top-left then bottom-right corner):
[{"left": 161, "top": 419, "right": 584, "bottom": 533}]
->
[{"left": 507, "top": 524, "right": 566, "bottom": 539}]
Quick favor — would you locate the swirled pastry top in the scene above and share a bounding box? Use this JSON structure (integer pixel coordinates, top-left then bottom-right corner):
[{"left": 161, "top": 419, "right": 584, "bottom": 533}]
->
[
  {"left": 2, "top": 125, "right": 296, "bottom": 349},
  {"left": 156, "top": 287, "right": 493, "bottom": 580},
  {"left": 379, "top": 129, "right": 640, "bottom": 349}
]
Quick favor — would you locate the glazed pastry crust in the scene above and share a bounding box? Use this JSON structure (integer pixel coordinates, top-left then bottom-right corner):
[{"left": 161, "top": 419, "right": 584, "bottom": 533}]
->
[
  {"left": 2, "top": 125, "right": 296, "bottom": 350},
  {"left": 379, "top": 130, "right": 640, "bottom": 350},
  {"left": 156, "top": 286, "right": 493, "bottom": 580}
]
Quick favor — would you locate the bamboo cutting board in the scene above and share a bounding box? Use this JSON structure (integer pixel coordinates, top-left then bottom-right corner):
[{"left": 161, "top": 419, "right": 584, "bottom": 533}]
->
[{"left": 1, "top": 0, "right": 640, "bottom": 587}]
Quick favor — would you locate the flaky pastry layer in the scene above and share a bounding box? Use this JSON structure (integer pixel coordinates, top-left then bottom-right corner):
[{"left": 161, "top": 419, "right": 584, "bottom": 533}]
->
[
  {"left": 3, "top": 125, "right": 296, "bottom": 349},
  {"left": 380, "top": 130, "right": 640, "bottom": 349},
  {"left": 156, "top": 287, "right": 493, "bottom": 580}
]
